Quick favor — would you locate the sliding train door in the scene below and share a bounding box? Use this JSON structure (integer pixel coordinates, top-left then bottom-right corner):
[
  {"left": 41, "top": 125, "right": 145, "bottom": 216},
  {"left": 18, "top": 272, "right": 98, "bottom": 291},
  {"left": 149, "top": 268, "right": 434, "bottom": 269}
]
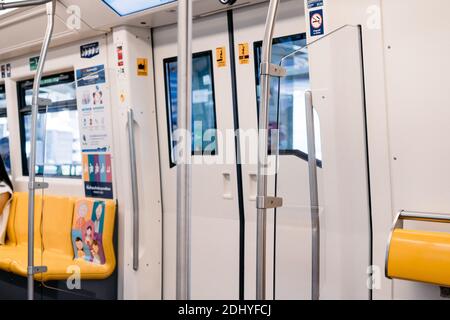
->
[
  {"left": 233, "top": 0, "right": 372, "bottom": 299},
  {"left": 153, "top": 13, "right": 241, "bottom": 299},
  {"left": 232, "top": 0, "right": 312, "bottom": 300}
]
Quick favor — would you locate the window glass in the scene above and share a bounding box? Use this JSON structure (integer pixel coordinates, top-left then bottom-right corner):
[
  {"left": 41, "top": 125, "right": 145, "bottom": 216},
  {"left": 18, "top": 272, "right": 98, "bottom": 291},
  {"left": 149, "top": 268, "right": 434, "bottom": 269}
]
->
[
  {"left": 254, "top": 34, "right": 322, "bottom": 161},
  {"left": 164, "top": 51, "right": 218, "bottom": 167},
  {"left": 18, "top": 72, "right": 82, "bottom": 177},
  {"left": 0, "top": 84, "right": 10, "bottom": 173}
]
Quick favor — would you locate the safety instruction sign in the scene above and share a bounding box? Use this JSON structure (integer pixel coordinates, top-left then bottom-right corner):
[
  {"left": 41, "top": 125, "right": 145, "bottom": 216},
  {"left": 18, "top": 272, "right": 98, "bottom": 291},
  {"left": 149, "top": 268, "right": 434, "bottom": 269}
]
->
[
  {"left": 216, "top": 47, "right": 227, "bottom": 68},
  {"left": 307, "top": 0, "right": 323, "bottom": 9},
  {"left": 309, "top": 9, "right": 324, "bottom": 37},
  {"left": 77, "top": 64, "right": 114, "bottom": 199},
  {"left": 76, "top": 64, "right": 111, "bottom": 153},
  {"left": 137, "top": 58, "right": 148, "bottom": 76},
  {"left": 238, "top": 43, "right": 250, "bottom": 64},
  {"left": 80, "top": 42, "right": 100, "bottom": 59},
  {"left": 83, "top": 153, "right": 113, "bottom": 199}
]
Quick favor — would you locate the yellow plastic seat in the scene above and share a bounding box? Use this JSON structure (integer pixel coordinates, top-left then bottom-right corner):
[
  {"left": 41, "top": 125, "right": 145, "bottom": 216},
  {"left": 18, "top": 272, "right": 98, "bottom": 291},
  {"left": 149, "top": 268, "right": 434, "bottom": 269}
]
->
[
  {"left": 0, "top": 193, "right": 43, "bottom": 273},
  {"left": 0, "top": 192, "right": 116, "bottom": 281},
  {"left": 386, "top": 210, "right": 450, "bottom": 288},
  {"left": 387, "top": 229, "right": 450, "bottom": 286}
]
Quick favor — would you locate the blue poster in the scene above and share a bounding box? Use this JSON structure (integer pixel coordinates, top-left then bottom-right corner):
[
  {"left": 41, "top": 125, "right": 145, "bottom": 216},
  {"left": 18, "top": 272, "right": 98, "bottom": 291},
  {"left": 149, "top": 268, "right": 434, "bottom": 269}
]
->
[
  {"left": 308, "top": 0, "right": 323, "bottom": 9},
  {"left": 76, "top": 65, "right": 106, "bottom": 87},
  {"left": 310, "top": 9, "right": 324, "bottom": 37}
]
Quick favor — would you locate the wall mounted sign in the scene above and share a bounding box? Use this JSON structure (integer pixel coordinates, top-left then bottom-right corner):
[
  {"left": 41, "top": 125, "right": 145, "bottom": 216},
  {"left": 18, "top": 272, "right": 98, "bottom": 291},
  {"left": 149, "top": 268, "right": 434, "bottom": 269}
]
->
[
  {"left": 216, "top": 47, "right": 227, "bottom": 68},
  {"left": 29, "top": 56, "right": 40, "bottom": 71},
  {"left": 76, "top": 65, "right": 111, "bottom": 154},
  {"left": 307, "top": 0, "right": 323, "bottom": 9},
  {"left": 77, "top": 64, "right": 114, "bottom": 199},
  {"left": 83, "top": 153, "right": 113, "bottom": 199},
  {"left": 137, "top": 58, "right": 148, "bottom": 76},
  {"left": 81, "top": 42, "right": 100, "bottom": 59},
  {"left": 238, "top": 43, "right": 250, "bottom": 64},
  {"left": 0, "top": 64, "right": 10, "bottom": 79},
  {"left": 310, "top": 9, "right": 324, "bottom": 37}
]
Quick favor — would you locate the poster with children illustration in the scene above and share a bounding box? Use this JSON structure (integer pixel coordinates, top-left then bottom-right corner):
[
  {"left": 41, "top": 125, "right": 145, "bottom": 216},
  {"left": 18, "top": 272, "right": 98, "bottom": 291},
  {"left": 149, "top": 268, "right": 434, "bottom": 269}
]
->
[{"left": 72, "top": 200, "right": 107, "bottom": 265}]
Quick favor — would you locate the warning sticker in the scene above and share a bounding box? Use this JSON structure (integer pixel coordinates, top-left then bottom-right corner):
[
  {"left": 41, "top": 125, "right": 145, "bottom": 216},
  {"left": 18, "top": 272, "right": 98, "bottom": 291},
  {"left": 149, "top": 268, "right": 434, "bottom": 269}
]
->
[
  {"left": 216, "top": 47, "right": 226, "bottom": 68},
  {"left": 310, "top": 9, "right": 324, "bottom": 37},
  {"left": 137, "top": 58, "right": 148, "bottom": 76},
  {"left": 238, "top": 43, "right": 250, "bottom": 65}
]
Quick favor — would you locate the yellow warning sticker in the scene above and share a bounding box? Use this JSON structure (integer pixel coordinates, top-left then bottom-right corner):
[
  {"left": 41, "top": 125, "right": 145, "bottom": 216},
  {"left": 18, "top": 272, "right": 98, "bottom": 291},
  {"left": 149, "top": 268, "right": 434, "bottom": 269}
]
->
[
  {"left": 137, "top": 58, "right": 148, "bottom": 76},
  {"left": 238, "top": 43, "right": 250, "bottom": 64},
  {"left": 216, "top": 47, "right": 226, "bottom": 68}
]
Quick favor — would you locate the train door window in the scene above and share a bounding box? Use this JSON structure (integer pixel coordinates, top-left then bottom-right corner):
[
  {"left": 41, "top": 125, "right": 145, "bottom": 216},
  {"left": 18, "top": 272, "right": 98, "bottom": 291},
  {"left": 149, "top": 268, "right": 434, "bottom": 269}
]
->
[
  {"left": 17, "top": 72, "right": 82, "bottom": 177},
  {"left": 0, "top": 84, "right": 10, "bottom": 173},
  {"left": 254, "top": 33, "right": 322, "bottom": 162},
  {"left": 164, "top": 51, "right": 218, "bottom": 167}
]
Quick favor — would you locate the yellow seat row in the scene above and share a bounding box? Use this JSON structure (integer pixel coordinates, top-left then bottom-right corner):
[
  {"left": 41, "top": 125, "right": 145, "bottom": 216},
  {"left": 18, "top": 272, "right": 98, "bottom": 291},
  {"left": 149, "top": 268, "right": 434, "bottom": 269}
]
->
[{"left": 0, "top": 192, "right": 116, "bottom": 282}]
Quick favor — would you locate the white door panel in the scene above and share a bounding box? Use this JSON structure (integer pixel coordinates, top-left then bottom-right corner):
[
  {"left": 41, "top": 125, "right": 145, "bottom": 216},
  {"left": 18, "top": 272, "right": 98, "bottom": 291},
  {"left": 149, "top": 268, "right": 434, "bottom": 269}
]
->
[
  {"left": 233, "top": 0, "right": 311, "bottom": 300},
  {"left": 153, "top": 13, "right": 240, "bottom": 299},
  {"left": 234, "top": 0, "right": 371, "bottom": 300}
]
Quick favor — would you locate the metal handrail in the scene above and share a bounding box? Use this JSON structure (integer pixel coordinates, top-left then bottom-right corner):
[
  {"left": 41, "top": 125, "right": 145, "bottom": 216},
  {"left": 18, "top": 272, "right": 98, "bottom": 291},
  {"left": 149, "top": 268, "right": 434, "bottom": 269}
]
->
[
  {"left": 398, "top": 210, "right": 450, "bottom": 223},
  {"left": 127, "top": 109, "right": 139, "bottom": 271},
  {"left": 176, "top": 0, "right": 193, "bottom": 300},
  {"left": 26, "top": 0, "right": 56, "bottom": 301},
  {"left": 305, "top": 91, "right": 320, "bottom": 300},
  {"left": 0, "top": 0, "right": 52, "bottom": 9},
  {"left": 0, "top": 0, "right": 56, "bottom": 302},
  {"left": 256, "top": 0, "right": 281, "bottom": 300}
]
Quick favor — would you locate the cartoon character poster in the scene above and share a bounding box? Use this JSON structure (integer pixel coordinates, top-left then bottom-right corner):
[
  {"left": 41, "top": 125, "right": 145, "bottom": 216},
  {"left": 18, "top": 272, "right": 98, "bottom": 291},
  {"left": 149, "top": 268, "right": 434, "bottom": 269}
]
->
[{"left": 72, "top": 200, "right": 107, "bottom": 265}]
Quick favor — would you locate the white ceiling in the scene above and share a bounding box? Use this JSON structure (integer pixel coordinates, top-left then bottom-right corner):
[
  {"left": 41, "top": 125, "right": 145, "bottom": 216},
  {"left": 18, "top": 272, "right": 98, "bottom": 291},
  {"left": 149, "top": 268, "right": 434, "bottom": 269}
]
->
[{"left": 0, "top": 0, "right": 268, "bottom": 61}]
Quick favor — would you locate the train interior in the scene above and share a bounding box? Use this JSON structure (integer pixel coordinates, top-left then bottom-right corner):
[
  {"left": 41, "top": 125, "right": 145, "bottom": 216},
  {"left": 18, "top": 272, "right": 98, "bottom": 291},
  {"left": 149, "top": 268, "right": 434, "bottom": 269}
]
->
[{"left": 0, "top": 0, "right": 449, "bottom": 301}]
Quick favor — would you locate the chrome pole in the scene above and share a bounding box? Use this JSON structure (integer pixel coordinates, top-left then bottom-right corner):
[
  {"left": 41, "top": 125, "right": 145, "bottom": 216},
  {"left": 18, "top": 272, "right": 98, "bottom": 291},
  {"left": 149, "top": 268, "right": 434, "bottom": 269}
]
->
[
  {"left": 176, "top": 0, "right": 193, "bottom": 300},
  {"left": 0, "top": 0, "right": 55, "bottom": 303},
  {"left": 305, "top": 90, "right": 320, "bottom": 300},
  {"left": 256, "top": 0, "right": 280, "bottom": 300},
  {"left": 0, "top": 0, "right": 52, "bottom": 10},
  {"left": 127, "top": 109, "right": 139, "bottom": 271},
  {"left": 26, "top": 0, "right": 56, "bottom": 301}
]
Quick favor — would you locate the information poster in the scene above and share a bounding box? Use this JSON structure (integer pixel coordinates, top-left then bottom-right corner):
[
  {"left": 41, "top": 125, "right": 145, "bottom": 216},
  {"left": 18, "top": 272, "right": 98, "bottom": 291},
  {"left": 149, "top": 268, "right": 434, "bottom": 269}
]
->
[
  {"left": 76, "top": 64, "right": 114, "bottom": 199},
  {"left": 76, "top": 65, "right": 111, "bottom": 153},
  {"left": 83, "top": 154, "right": 113, "bottom": 199}
]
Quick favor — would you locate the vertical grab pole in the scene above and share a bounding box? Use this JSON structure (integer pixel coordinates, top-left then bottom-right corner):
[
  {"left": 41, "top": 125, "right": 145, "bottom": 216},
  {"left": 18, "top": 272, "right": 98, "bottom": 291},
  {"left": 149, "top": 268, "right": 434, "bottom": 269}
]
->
[
  {"left": 27, "top": 0, "right": 56, "bottom": 301},
  {"left": 305, "top": 91, "right": 320, "bottom": 300},
  {"left": 256, "top": 0, "right": 280, "bottom": 300},
  {"left": 127, "top": 109, "right": 139, "bottom": 271},
  {"left": 176, "top": 0, "right": 193, "bottom": 300}
]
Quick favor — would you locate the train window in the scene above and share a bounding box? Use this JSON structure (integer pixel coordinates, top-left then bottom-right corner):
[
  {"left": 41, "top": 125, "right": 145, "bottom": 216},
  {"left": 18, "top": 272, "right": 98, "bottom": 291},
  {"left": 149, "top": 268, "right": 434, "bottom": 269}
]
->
[
  {"left": 254, "top": 33, "right": 322, "bottom": 163},
  {"left": 164, "top": 51, "right": 218, "bottom": 167},
  {"left": 0, "top": 84, "right": 10, "bottom": 173},
  {"left": 17, "top": 72, "right": 82, "bottom": 177}
]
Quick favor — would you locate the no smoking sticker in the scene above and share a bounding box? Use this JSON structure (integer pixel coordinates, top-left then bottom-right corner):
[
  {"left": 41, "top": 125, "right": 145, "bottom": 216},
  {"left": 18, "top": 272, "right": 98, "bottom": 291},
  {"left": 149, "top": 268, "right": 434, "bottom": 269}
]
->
[{"left": 309, "top": 9, "right": 324, "bottom": 36}]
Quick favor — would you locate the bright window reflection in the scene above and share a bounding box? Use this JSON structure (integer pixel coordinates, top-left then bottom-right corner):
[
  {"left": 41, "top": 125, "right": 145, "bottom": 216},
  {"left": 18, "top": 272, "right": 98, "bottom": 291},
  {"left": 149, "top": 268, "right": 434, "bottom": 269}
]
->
[
  {"left": 164, "top": 51, "right": 218, "bottom": 167},
  {"left": 0, "top": 84, "right": 10, "bottom": 173},
  {"left": 102, "top": 0, "right": 176, "bottom": 16},
  {"left": 18, "top": 73, "right": 82, "bottom": 177},
  {"left": 255, "top": 34, "right": 322, "bottom": 161}
]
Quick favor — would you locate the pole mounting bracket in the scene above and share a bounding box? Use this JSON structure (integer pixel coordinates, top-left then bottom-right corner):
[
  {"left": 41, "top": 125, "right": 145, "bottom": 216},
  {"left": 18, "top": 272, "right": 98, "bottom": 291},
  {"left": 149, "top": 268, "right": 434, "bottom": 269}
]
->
[
  {"left": 28, "top": 266, "right": 48, "bottom": 275},
  {"left": 28, "top": 181, "right": 49, "bottom": 190},
  {"left": 260, "top": 62, "right": 286, "bottom": 77},
  {"left": 37, "top": 98, "right": 52, "bottom": 107},
  {"left": 256, "top": 196, "right": 283, "bottom": 209}
]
